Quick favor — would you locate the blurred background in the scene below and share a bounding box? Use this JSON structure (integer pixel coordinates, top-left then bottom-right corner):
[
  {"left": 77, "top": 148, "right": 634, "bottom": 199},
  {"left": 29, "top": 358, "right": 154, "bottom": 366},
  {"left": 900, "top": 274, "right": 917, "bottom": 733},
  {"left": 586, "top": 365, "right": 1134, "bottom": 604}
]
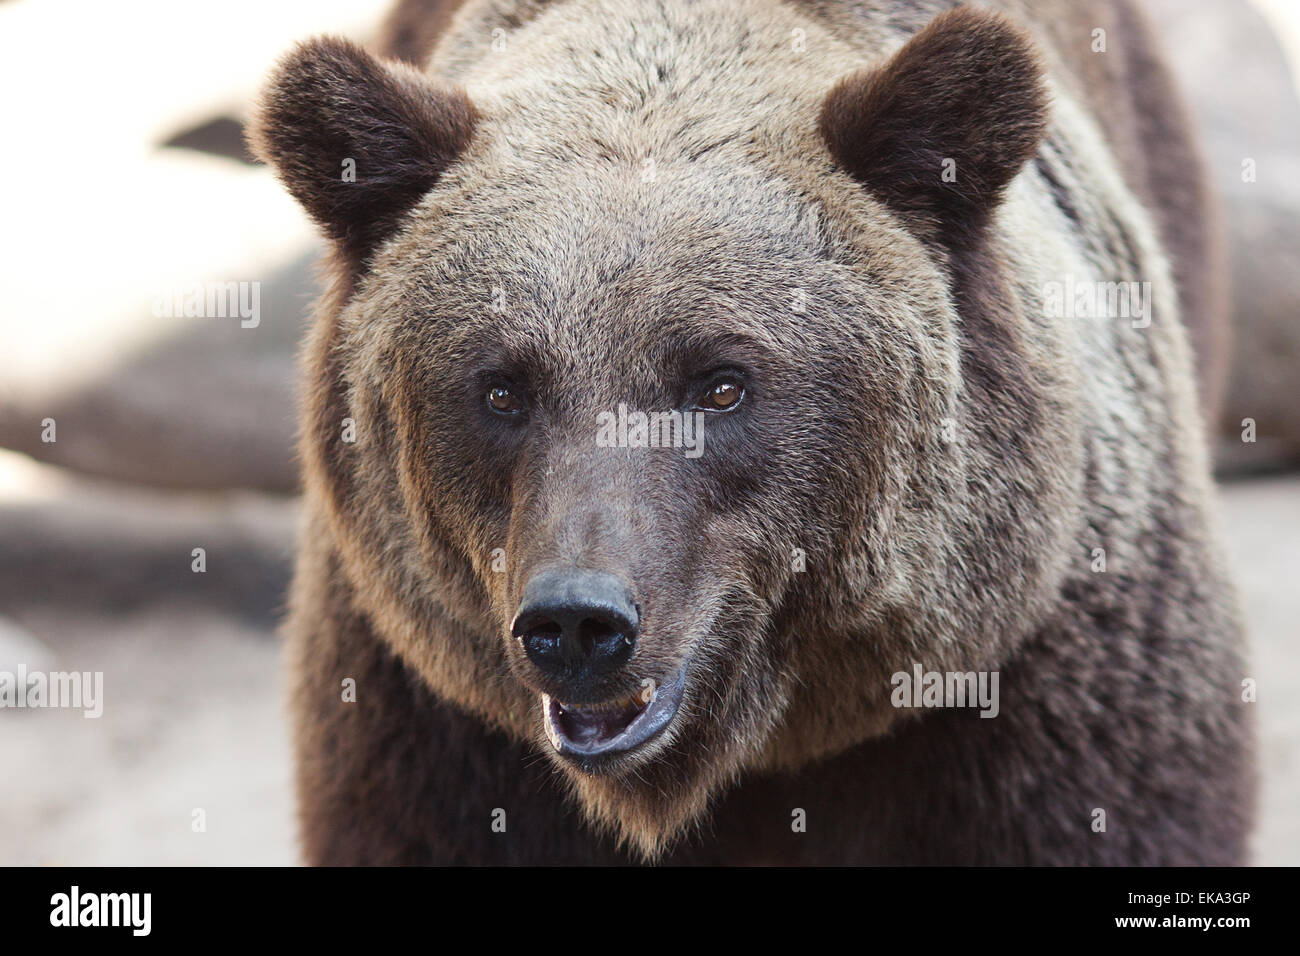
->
[{"left": 0, "top": 0, "right": 1296, "bottom": 865}]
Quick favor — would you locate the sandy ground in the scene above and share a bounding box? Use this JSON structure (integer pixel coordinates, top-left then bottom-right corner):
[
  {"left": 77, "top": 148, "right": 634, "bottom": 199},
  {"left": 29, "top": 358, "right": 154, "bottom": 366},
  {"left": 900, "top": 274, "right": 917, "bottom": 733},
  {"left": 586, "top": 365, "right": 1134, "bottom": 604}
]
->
[
  {"left": 0, "top": 464, "right": 1295, "bottom": 866},
  {"left": 1219, "top": 478, "right": 1300, "bottom": 865},
  {"left": 0, "top": 462, "right": 298, "bottom": 866},
  {"left": 0, "top": 608, "right": 294, "bottom": 866}
]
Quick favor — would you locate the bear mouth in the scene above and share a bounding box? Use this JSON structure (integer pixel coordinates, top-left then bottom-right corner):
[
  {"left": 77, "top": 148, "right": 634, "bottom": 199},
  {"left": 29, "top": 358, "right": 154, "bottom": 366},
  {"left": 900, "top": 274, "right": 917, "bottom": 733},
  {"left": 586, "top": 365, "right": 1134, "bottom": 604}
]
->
[{"left": 542, "top": 663, "right": 688, "bottom": 761}]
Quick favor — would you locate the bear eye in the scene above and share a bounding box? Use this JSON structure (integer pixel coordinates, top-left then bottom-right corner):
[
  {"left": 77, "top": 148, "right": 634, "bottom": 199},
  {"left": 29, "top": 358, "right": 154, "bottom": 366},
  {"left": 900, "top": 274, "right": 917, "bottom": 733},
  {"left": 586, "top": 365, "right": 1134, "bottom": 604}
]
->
[
  {"left": 696, "top": 378, "right": 745, "bottom": 412},
  {"left": 486, "top": 385, "right": 525, "bottom": 416}
]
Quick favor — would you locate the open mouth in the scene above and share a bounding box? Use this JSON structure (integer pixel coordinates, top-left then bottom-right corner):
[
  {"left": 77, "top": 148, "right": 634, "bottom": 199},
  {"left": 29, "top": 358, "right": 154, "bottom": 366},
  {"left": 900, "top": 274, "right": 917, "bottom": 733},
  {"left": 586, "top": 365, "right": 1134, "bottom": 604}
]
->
[{"left": 542, "top": 664, "right": 688, "bottom": 760}]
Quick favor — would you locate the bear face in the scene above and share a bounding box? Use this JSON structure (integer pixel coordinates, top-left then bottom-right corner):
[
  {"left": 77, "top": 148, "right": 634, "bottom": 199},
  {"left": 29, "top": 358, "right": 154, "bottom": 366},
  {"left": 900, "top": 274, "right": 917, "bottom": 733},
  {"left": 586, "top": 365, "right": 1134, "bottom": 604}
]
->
[
  {"left": 320, "top": 159, "right": 967, "bottom": 852},
  {"left": 254, "top": 4, "right": 1089, "bottom": 857}
]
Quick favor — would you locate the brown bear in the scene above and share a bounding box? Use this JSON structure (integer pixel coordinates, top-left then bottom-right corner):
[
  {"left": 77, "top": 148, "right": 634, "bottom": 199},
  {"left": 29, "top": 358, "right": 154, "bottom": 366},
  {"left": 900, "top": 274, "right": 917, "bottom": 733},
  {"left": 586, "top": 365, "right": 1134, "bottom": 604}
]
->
[{"left": 251, "top": 0, "right": 1254, "bottom": 864}]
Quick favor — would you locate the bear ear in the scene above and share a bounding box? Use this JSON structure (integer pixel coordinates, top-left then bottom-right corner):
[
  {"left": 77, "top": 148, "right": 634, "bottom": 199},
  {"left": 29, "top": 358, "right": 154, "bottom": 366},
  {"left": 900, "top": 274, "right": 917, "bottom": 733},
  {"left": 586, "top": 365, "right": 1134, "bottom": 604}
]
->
[
  {"left": 248, "top": 36, "right": 477, "bottom": 267},
  {"left": 819, "top": 5, "right": 1048, "bottom": 246}
]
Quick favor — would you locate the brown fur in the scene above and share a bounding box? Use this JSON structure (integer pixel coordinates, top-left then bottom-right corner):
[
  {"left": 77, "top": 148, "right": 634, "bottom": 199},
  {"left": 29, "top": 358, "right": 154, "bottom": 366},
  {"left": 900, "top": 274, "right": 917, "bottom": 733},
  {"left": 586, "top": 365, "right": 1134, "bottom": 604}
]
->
[
  {"left": 377, "top": 0, "right": 468, "bottom": 66},
  {"left": 253, "top": 0, "right": 1253, "bottom": 864},
  {"left": 1009, "top": 0, "right": 1231, "bottom": 424},
  {"left": 248, "top": 36, "right": 478, "bottom": 270}
]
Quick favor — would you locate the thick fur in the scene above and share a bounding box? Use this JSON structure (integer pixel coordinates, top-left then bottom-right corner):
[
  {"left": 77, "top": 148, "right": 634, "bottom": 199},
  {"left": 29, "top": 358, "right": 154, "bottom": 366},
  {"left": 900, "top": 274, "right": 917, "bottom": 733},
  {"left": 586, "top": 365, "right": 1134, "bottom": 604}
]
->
[
  {"left": 248, "top": 36, "right": 477, "bottom": 269},
  {"left": 255, "top": 0, "right": 1254, "bottom": 864}
]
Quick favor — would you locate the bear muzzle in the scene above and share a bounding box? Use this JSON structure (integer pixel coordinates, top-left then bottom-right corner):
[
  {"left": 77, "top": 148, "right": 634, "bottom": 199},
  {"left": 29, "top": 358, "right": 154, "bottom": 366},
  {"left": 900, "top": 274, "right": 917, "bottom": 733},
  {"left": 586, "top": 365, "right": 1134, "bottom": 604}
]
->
[
  {"left": 510, "top": 567, "right": 689, "bottom": 763},
  {"left": 511, "top": 567, "right": 639, "bottom": 688}
]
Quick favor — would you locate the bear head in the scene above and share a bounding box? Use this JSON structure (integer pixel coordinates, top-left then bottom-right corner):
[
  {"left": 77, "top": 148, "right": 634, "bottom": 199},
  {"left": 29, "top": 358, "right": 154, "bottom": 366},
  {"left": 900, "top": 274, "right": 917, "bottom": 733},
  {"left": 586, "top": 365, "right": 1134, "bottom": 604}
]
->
[{"left": 251, "top": 2, "right": 1078, "bottom": 858}]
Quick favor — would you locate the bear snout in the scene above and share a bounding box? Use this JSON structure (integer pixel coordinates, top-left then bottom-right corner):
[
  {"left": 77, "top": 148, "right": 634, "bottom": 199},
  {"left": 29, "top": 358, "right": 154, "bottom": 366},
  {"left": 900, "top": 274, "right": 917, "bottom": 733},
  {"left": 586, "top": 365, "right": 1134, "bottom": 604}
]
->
[
  {"left": 509, "top": 567, "right": 691, "bottom": 764},
  {"left": 511, "top": 567, "right": 639, "bottom": 694}
]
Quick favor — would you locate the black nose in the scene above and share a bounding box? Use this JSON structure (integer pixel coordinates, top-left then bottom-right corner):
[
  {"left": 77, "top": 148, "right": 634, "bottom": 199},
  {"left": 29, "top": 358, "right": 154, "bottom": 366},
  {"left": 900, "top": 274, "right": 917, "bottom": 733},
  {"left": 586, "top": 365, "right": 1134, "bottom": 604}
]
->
[{"left": 512, "top": 569, "right": 638, "bottom": 684}]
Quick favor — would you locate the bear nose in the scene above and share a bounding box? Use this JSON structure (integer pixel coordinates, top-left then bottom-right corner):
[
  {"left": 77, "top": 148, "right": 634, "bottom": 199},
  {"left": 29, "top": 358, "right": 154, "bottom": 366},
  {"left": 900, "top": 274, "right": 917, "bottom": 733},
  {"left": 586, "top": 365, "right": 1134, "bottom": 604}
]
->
[{"left": 511, "top": 569, "right": 638, "bottom": 684}]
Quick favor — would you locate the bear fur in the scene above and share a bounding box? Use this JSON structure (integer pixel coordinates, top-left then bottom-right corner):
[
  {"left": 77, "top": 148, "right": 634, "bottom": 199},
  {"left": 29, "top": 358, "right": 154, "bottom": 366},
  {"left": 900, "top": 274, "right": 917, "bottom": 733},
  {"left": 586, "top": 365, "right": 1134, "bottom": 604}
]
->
[{"left": 251, "top": 0, "right": 1254, "bottom": 864}]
